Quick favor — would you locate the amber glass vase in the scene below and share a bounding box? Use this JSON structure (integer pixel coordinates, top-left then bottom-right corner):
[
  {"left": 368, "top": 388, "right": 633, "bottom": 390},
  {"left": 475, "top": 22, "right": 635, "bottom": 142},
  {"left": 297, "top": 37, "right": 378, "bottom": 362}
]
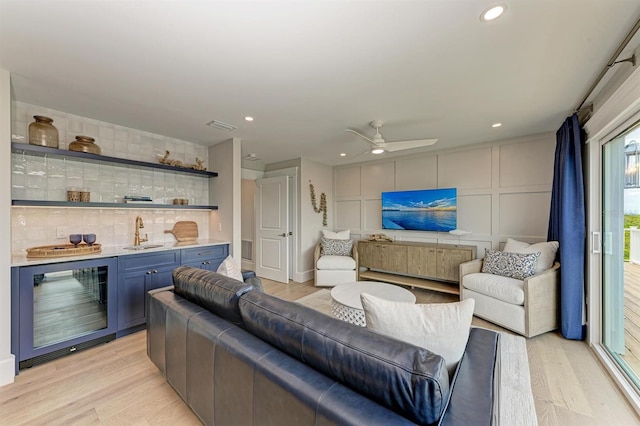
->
[
  {"left": 69, "top": 135, "right": 101, "bottom": 155},
  {"left": 28, "top": 116, "right": 59, "bottom": 148}
]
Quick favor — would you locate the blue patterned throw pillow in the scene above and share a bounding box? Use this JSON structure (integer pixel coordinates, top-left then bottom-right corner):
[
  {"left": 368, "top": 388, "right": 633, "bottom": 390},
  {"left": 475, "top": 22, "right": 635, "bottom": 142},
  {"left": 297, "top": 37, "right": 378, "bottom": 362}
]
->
[
  {"left": 321, "top": 237, "right": 353, "bottom": 256},
  {"left": 481, "top": 250, "right": 540, "bottom": 280}
]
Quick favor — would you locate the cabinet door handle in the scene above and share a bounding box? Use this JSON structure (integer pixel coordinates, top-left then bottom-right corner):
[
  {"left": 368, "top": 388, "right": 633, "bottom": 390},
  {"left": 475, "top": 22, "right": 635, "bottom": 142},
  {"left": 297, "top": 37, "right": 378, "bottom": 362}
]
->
[
  {"left": 146, "top": 271, "right": 152, "bottom": 275},
  {"left": 152, "top": 269, "right": 158, "bottom": 274}
]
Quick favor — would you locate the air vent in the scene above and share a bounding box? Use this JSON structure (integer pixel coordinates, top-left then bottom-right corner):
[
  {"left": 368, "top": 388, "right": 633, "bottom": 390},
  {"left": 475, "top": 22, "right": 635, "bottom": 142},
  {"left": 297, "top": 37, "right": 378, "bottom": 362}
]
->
[
  {"left": 206, "top": 120, "right": 237, "bottom": 132},
  {"left": 243, "top": 153, "right": 260, "bottom": 161}
]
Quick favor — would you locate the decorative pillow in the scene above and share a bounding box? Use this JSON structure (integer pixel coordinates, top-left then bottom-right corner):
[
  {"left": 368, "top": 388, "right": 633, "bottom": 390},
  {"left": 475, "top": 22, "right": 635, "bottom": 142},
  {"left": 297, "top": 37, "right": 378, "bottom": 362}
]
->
[
  {"left": 503, "top": 238, "right": 559, "bottom": 274},
  {"left": 322, "top": 229, "right": 350, "bottom": 240},
  {"left": 481, "top": 249, "right": 540, "bottom": 280},
  {"left": 321, "top": 237, "right": 353, "bottom": 256},
  {"left": 216, "top": 255, "right": 245, "bottom": 282},
  {"left": 361, "top": 294, "right": 475, "bottom": 376}
]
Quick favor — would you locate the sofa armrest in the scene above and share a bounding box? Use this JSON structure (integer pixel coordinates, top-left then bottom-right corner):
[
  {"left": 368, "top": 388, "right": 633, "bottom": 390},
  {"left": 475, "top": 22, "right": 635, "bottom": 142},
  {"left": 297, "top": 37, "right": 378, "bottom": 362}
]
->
[{"left": 523, "top": 262, "right": 560, "bottom": 337}]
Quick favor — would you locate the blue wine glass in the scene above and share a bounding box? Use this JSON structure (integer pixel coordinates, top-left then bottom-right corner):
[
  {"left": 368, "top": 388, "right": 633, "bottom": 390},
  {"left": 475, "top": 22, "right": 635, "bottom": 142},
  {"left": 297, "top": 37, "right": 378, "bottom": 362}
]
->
[
  {"left": 82, "top": 234, "right": 96, "bottom": 246},
  {"left": 69, "top": 234, "right": 82, "bottom": 247}
]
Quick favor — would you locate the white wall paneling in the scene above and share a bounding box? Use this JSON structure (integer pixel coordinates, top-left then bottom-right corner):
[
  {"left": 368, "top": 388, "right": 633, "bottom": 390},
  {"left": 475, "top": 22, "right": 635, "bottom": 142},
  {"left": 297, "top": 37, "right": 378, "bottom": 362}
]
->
[
  {"left": 361, "top": 162, "right": 395, "bottom": 195},
  {"left": 457, "top": 194, "right": 492, "bottom": 236},
  {"left": 499, "top": 134, "right": 555, "bottom": 188},
  {"left": 334, "top": 167, "right": 361, "bottom": 197},
  {"left": 333, "top": 133, "right": 555, "bottom": 252},
  {"left": 438, "top": 147, "right": 492, "bottom": 189},
  {"left": 336, "top": 200, "right": 361, "bottom": 231},
  {"left": 364, "top": 198, "right": 381, "bottom": 230},
  {"left": 498, "top": 191, "right": 552, "bottom": 238},
  {"left": 394, "top": 155, "right": 437, "bottom": 190}
]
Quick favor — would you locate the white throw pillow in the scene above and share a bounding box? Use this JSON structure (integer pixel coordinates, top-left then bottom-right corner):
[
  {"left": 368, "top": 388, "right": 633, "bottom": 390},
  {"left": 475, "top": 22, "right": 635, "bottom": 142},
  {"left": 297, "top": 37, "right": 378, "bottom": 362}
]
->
[
  {"left": 361, "top": 294, "right": 475, "bottom": 376},
  {"left": 322, "top": 229, "right": 350, "bottom": 240},
  {"left": 216, "top": 255, "right": 244, "bottom": 282},
  {"left": 503, "top": 238, "right": 559, "bottom": 274}
]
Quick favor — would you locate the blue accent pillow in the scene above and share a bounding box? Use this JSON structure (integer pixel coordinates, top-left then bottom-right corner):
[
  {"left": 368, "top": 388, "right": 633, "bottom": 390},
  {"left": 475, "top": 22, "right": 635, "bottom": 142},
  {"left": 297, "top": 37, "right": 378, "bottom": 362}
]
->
[{"left": 481, "top": 250, "right": 540, "bottom": 280}]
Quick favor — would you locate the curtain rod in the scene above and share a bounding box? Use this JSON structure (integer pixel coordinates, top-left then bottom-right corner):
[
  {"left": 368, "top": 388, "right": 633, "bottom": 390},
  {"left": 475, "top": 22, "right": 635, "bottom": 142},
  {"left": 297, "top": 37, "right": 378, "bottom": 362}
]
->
[{"left": 575, "top": 15, "right": 640, "bottom": 113}]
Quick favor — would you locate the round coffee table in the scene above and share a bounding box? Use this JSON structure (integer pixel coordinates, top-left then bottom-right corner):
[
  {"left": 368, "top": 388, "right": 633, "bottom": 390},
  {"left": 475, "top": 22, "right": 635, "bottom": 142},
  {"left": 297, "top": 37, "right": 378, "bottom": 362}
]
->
[{"left": 330, "top": 281, "right": 416, "bottom": 326}]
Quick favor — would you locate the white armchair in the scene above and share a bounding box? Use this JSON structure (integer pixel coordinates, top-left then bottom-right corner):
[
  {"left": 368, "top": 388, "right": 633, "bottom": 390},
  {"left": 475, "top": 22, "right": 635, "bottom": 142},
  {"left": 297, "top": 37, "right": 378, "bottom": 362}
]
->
[
  {"left": 459, "top": 258, "right": 560, "bottom": 338},
  {"left": 314, "top": 240, "right": 359, "bottom": 287}
]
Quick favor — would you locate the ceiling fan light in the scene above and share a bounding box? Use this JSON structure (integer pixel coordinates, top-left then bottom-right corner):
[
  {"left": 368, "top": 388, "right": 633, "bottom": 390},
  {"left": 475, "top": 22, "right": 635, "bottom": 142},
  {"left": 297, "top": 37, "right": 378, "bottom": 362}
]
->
[
  {"left": 371, "top": 147, "right": 385, "bottom": 155},
  {"left": 481, "top": 4, "right": 506, "bottom": 22}
]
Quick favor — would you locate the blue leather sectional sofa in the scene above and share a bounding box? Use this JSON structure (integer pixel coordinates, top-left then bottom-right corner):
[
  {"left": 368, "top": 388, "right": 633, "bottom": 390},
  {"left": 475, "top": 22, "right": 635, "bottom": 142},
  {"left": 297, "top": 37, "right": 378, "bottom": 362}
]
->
[{"left": 147, "top": 267, "right": 499, "bottom": 425}]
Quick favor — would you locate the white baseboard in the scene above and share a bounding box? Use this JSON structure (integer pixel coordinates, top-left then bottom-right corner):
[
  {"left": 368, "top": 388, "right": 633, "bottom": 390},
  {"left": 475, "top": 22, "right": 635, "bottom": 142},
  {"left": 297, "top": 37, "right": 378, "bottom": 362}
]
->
[
  {"left": 0, "top": 354, "right": 15, "bottom": 387},
  {"left": 294, "top": 270, "right": 313, "bottom": 284},
  {"left": 241, "top": 259, "right": 255, "bottom": 271}
]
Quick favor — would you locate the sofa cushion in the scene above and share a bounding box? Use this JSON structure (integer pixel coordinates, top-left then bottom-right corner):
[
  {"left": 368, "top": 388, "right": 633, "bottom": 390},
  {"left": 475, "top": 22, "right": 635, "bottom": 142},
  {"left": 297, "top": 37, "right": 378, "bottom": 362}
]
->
[
  {"left": 238, "top": 291, "right": 450, "bottom": 425},
  {"left": 361, "top": 294, "right": 475, "bottom": 376},
  {"left": 172, "top": 266, "right": 255, "bottom": 325},
  {"left": 216, "top": 255, "right": 244, "bottom": 282},
  {"left": 503, "top": 238, "right": 559, "bottom": 274},
  {"left": 482, "top": 250, "right": 539, "bottom": 280},
  {"left": 462, "top": 272, "right": 525, "bottom": 305},
  {"left": 321, "top": 237, "right": 353, "bottom": 256},
  {"left": 316, "top": 254, "right": 356, "bottom": 270}
]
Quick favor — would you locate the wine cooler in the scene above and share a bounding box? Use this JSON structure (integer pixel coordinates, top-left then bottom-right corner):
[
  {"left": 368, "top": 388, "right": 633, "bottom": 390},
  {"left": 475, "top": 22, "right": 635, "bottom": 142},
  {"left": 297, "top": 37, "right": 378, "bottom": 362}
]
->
[{"left": 12, "top": 257, "right": 117, "bottom": 370}]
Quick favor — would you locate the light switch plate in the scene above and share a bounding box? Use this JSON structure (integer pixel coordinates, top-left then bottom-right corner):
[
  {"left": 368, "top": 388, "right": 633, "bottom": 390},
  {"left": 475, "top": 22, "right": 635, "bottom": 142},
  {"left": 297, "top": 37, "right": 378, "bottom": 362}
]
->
[{"left": 56, "top": 226, "right": 67, "bottom": 239}]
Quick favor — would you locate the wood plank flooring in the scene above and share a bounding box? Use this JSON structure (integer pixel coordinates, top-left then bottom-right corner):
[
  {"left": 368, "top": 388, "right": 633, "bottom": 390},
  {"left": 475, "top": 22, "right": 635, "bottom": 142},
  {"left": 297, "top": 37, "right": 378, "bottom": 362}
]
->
[{"left": 0, "top": 278, "right": 638, "bottom": 425}]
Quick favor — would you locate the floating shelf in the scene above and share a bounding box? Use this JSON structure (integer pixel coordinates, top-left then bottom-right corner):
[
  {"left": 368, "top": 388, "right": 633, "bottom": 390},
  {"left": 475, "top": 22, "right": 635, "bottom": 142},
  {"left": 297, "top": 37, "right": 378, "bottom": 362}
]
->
[
  {"left": 11, "top": 142, "right": 218, "bottom": 178},
  {"left": 12, "top": 200, "right": 218, "bottom": 210}
]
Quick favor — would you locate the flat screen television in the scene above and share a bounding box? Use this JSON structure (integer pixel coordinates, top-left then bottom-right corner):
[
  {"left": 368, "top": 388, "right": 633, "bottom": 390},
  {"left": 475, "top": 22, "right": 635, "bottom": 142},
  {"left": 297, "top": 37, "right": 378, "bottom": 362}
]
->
[{"left": 382, "top": 188, "right": 457, "bottom": 232}]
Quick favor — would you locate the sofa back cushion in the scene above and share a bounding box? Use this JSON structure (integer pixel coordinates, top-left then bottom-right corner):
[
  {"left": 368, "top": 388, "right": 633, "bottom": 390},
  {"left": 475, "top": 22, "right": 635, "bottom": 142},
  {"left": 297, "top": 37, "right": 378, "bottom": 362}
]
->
[
  {"left": 172, "top": 266, "right": 255, "bottom": 325},
  {"left": 238, "top": 291, "right": 450, "bottom": 425}
]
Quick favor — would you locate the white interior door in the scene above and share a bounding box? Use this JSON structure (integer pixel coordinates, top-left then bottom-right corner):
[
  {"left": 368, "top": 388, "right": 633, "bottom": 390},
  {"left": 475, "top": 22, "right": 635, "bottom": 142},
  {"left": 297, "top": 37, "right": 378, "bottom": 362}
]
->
[{"left": 255, "top": 176, "right": 289, "bottom": 283}]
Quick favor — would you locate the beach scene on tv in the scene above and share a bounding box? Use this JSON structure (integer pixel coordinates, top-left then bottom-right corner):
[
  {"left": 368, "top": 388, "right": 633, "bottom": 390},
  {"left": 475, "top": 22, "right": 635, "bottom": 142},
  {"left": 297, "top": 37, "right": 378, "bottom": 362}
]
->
[{"left": 382, "top": 188, "right": 457, "bottom": 232}]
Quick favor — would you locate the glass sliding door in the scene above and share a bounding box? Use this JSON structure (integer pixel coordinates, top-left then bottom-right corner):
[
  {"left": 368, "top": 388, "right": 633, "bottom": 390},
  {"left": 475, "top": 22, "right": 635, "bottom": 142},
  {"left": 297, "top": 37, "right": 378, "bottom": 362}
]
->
[{"left": 602, "top": 121, "right": 640, "bottom": 387}]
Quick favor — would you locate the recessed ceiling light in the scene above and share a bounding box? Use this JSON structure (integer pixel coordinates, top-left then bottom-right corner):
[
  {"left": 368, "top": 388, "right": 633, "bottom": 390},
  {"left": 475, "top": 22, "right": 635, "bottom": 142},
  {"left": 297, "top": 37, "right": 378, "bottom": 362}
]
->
[
  {"left": 339, "top": 153, "right": 346, "bottom": 157},
  {"left": 371, "top": 148, "right": 385, "bottom": 155},
  {"left": 244, "top": 116, "right": 254, "bottom": 122},
  {"left": 480, "top": 4, "right": 507, "bottom": 22},
  {"left": 491, "top": 122, "right": 502, "bottom": 128}
]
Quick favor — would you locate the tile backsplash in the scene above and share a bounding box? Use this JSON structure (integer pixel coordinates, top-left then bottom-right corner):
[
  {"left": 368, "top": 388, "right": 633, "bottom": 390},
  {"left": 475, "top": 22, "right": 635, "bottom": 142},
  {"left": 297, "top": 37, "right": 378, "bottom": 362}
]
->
[{"left": 11, "top": 101, "right": 213, "bottom": 254}]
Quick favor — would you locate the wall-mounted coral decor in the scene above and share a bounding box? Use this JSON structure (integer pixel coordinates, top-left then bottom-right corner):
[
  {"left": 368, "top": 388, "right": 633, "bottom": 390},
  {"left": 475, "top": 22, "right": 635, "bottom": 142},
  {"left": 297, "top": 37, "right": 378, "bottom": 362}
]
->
[{"left": 309, "top": 180, "right": 328, "bottom": 226}]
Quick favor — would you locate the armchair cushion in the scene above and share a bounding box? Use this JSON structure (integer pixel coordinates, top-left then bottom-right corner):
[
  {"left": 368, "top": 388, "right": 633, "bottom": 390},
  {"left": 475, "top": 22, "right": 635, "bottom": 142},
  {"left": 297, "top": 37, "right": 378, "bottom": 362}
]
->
[
  {"left": 503, "top": 239, "right": 559, "bottom": 274},
  {"left": 321, "top": 237, "right": 353, "bottom": 256},
  {"left": 316, "top": 255, "right": 356, "bottom": 270},
  {"left": 482, "top": 250, "right": 539, "bottom": 280},
  {"left": 322, "top": 229, "right": 350, "bottom": 240},
  {"left": 462, "top": 273, "right": 524, "bottom": 305}
]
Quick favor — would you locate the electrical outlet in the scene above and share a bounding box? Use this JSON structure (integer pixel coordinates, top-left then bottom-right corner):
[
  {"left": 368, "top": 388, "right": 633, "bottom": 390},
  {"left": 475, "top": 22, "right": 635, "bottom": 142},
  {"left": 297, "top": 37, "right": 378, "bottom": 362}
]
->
[
  {"left": 56, "top": 226, "right": 68, "bottom": 239},
  {"left": 218, "top": 223, "right": 222, "bottom": 232}
]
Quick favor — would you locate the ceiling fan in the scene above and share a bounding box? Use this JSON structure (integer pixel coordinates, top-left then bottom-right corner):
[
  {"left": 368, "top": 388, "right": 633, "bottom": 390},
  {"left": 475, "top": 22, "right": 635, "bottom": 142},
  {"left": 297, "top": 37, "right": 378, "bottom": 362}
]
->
[{"left": 345, "top": 120, "right": 437, "bottom": 154}]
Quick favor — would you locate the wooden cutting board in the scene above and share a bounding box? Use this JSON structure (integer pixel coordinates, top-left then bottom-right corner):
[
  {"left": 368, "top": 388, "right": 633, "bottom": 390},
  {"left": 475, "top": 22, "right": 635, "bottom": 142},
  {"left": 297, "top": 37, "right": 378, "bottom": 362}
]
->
[{"left": 164, "top": 221, "right": 199, "bottom": 241}]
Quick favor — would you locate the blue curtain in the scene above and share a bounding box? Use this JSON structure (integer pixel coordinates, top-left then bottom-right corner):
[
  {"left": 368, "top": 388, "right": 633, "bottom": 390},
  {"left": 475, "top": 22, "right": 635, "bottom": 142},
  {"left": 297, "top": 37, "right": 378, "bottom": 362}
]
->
[{"left": 548, "top": 113, "right": 586, "bottom": 340}]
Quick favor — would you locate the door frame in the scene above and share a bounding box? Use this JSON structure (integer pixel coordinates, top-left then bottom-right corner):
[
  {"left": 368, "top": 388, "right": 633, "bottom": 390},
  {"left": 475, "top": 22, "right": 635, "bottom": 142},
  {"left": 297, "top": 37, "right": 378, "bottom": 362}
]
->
[
  {"left": 585, "top": 65, "right": 640, "bottom": 414},
  {"left": 259, "top": 167, "right": 298, "bottom": 281}
]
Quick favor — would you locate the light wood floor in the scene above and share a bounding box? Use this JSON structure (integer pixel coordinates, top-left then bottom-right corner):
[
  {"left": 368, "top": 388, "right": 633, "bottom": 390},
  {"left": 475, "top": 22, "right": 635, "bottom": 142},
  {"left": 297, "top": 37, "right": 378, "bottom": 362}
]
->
[{"left": 1, "top": 278, "right": 639, "bottom": 425}]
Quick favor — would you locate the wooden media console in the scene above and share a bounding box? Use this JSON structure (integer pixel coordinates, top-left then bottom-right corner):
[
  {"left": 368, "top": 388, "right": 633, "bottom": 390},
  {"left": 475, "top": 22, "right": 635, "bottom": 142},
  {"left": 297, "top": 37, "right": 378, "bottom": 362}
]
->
[{"left": 357, "top": 240, "right": 476, "bottom": 295}]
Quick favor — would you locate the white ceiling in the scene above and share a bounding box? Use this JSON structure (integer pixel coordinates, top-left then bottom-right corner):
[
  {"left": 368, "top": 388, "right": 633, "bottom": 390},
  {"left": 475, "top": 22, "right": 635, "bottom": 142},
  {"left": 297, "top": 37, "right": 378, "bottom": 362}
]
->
[{"left": 1, "top": 1, "right": 640, "bottom": 167}]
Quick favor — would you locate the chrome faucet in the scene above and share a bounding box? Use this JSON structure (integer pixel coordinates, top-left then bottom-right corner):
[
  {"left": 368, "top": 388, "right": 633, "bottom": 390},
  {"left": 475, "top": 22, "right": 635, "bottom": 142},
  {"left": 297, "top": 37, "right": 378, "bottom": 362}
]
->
[{"left": 134, "top": 215, "right": 148, "bottom": 246}]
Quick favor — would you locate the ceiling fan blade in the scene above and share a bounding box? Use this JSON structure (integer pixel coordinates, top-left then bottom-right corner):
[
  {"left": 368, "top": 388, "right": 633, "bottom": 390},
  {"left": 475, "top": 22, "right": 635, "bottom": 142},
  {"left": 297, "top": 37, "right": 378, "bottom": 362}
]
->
[
  {"left": 345, "top": 128, "right": 375, "bottom": 144},
  {"left": 380, "top": 138, "right": 438, "bottom": 152}
]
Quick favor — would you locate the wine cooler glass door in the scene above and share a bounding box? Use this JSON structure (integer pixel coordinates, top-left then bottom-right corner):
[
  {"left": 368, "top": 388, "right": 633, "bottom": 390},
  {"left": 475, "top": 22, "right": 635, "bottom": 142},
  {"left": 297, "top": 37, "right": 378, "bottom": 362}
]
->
[{"left": 17, "top": 257, "right": 117, "bottom": 365}]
